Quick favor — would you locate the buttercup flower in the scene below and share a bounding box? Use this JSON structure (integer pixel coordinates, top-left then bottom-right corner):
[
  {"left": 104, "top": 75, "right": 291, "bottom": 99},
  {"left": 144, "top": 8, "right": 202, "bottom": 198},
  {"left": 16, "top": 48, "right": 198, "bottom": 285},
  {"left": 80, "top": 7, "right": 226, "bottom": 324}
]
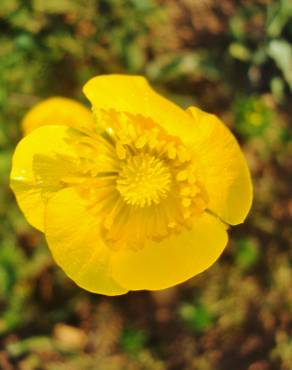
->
[
  {"left": 22, "top": 97, "right": 94, "bottom": 135},
  {"left": 10, "top": 75, "right": 253, "bottom": 295}
]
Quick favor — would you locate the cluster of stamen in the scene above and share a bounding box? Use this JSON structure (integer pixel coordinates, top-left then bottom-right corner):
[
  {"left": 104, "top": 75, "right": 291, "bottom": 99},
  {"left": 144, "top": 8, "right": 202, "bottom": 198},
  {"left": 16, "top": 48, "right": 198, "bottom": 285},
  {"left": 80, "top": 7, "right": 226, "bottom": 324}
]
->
[{"left": 77, "top": 110, "right": 209, "bottom": 249}]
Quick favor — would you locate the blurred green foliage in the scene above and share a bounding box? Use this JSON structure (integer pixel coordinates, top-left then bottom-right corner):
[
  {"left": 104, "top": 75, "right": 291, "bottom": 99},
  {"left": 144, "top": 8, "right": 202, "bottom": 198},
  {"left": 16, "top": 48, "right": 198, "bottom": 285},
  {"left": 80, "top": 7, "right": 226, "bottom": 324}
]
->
[
  {"left": 234, "top": 238, "right": 259, "bottom": 270},
  {"left": 233, "top": 95, "right": 275, "bottom": 139},
  {"left": 0, "top": 1, "right": 292, "bottom": 369},
  {"left": 228, "top": 0, "right": 292, "bottom": 99},
  {"left": 179, "top": 302, "right": 214, "bottom": 333},
  {"left": 120, "top": 328, "right": 147, "bottom": 355}
]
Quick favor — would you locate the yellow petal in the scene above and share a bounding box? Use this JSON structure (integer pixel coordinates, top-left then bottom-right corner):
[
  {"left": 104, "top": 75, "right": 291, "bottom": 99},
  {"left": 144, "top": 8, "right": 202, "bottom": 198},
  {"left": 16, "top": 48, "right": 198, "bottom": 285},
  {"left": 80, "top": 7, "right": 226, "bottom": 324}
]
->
[
  {"left": 45, "top": 187, "right": 127, "bottom": 296},
  {"left": 83, "top": 74, "right": 195, "bottom": 139},
  {"left": 186, "top": 106, "right": 253, "bottom": 225},
  {"left": 10, "top": 125, "right": 81, "bottom": 231},
  {"left": 111, "top": 213, "right": 228, "bottom": 291},
  {"left": 22, "top": 97, "right": 95, "bottom": 135}
]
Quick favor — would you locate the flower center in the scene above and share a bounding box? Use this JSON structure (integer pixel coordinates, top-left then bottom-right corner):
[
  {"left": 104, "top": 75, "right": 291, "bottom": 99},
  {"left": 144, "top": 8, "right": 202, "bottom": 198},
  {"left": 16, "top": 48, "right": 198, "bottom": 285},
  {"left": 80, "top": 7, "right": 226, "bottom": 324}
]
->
[
  {"left": 116, "top": 154, "right": 172, "bottom": 207},
  {"left": 76, "top": 110, "right": 209, "bottom": 249}
]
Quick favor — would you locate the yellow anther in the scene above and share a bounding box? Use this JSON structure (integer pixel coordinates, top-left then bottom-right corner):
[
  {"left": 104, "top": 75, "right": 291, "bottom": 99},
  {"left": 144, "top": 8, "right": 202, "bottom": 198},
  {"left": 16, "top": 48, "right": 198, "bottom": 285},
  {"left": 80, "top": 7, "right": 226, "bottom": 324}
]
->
[
  {"left": 168, "top": 221, "right": 177, "bottom": 228},
  {"left": 149, "top": 137, "right": 158, "bottom": 149},
  {"left": 116, "top": 142, "right": 126, "bottom": 160},
  {"left": 117, "top": 130, "right": 131, "bottom": 144},
  {"left": 167, "top": 144, "right": 177, "bottom": 159},
  {"left": 176, "top": 170, "right": 188, "bottom": 181},
  {"left": 177, "top": 146, "right": 191, "bottom": 162},
  {"left": 180, "top": 186, "right": 191, "bottom": 196},
  {"left": 190, "top": 186, "right": 200, "bottom": 197},
  {"left": 149, "top": 128, "right": 159, "bottom": 137},
  {"left": 127, "top": 123, "right": 137, "bottom": 140},
  {"left": 147, "top": 128, "right": 158, "bottom": 147},
  {"left": 135, "top": 134, "right": 148, "bottom": 149},
  {"left": 182, "top": 198, "right": 192, "bottom": 207},
  {"left": 183, "top": 210, "right": 192, "bottom": 219},
  {"left": 188, "top": 172, "right": 197, "bottom": 184}
]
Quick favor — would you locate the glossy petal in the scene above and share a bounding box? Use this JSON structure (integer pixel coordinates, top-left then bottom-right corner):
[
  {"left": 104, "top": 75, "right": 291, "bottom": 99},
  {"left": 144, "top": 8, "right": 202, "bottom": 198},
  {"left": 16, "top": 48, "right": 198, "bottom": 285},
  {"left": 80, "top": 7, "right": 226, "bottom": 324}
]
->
[
  {"left": 45, "top": 187, "right": 127, "bottom": 295},
  {"left": 22, "top": 97, "right": 95, "bottom": 135},
  {"left": 10, "top": 125, "right": 81, "bottom": 231},
  {"left": 186, "top": 107, "right": 253, "bottom": 225},
  {"left": 111, "top": 213, "right": 228, "bottom": 291},
  {"left": 83, "top": 74, "right": 195, "bottom": 139}
]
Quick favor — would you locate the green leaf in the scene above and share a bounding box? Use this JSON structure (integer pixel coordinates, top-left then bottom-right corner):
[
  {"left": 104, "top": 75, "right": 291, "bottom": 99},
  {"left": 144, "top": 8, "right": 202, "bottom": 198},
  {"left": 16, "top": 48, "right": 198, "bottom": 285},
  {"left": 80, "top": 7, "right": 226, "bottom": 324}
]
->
[
  {"left": 268, "top": 40, "right": 292, "bottom": 91},
  {"left": 267, "top": 0, "right": 292, "bottom": 37}
]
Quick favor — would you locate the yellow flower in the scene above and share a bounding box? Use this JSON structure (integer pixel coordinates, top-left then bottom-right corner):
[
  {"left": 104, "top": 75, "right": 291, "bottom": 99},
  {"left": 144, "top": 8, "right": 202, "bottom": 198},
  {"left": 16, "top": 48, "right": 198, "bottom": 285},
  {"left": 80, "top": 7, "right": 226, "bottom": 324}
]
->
[
  {"left": 22, "top": 97, "right": 94, "bottom": 135},
  {"left": 10, "top": 75, "right": 253, "bottom": 295}
]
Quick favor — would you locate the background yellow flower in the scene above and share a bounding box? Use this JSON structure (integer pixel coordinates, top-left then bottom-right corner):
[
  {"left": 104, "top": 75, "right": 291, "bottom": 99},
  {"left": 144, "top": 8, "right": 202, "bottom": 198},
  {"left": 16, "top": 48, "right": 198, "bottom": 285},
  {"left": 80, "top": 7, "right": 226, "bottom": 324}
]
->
[{"left": 22, "top": 97, "right": 94, "bottom": 134}]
